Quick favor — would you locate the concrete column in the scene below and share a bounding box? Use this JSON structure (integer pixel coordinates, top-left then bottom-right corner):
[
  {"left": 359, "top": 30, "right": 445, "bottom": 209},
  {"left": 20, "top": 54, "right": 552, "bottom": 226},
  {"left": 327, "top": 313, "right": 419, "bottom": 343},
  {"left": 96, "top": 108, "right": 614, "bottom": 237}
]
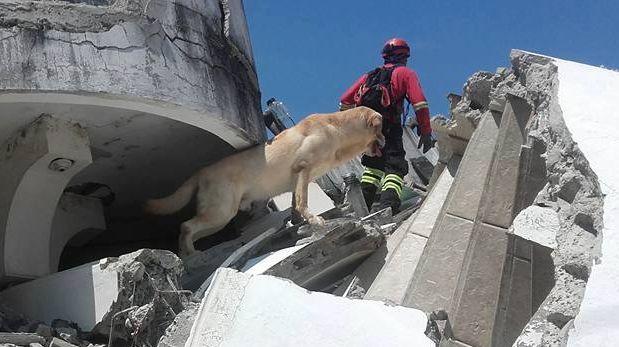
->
[
  {"left": 405, "top": 95, "right": 534, "bottom": 347},
  {"left": 364, "top": 156, "right": 460, "bottom": 304},
  {"left": 404, "top": 110, "right": 502, "bottom": 313},
  {"left": 0, "top": 115, "right": 92, "bottom": 281},
  {"left": 50, "top": 193, "right": 106, "bottom": 273},
  {"left": 446, "top": 95, "right": 533, "bottom": 346}
]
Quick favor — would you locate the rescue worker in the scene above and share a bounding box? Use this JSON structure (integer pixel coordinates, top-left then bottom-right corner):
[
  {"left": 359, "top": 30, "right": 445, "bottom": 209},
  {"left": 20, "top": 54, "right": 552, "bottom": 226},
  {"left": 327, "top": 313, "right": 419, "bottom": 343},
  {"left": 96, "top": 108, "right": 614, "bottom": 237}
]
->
[
  {"left": 263, "top": 97, "right": 288, "bottom": 135},
  {"left": 339, "top": 38, "right": 433, "bottom": 214}
]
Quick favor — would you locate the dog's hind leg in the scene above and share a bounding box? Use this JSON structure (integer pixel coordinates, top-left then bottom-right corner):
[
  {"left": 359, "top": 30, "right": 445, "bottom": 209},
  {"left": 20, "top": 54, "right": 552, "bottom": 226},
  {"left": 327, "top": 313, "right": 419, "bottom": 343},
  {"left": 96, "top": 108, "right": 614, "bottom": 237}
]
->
[
  {"left": 179, "top": 216, "right": 232, "bottom": 256},
  {"left": 178, "top": 182, "right": 241, "bottom": 256}
]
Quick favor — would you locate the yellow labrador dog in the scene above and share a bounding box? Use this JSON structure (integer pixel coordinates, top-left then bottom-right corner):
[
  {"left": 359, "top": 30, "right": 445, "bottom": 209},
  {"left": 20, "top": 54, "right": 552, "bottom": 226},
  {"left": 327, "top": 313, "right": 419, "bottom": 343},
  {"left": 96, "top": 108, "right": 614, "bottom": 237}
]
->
[{"left": 145, "top": 106, "right": 385, "bottom": 256}]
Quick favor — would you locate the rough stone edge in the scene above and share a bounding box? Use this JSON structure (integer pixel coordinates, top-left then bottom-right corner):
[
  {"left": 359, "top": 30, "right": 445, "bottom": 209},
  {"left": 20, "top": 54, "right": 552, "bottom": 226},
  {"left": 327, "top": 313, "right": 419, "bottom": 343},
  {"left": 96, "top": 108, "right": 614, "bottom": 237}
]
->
[{"left": 510, "top": 49, "right": 604, "bottom": 347}]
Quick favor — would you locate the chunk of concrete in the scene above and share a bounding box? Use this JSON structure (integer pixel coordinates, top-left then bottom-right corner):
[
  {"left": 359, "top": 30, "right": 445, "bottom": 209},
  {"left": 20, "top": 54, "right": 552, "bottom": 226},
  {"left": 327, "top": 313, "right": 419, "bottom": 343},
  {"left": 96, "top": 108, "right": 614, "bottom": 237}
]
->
[
  {"left": 0, "top": 333, "right": 45, "bottom": 345},
  {"left": 0, "top": 261, "right": 118, "bottom": 331},
  {"left": 48, "top": 337, "right": 78, "bottom": 347},
  {"left": 262, "top": 220, "right": 384, "bottom": 291},
  {"left": 0, "top": 249, "right": 184, "bottom": 346},
  {"left": 184, "top": 268, "right": 434, "bottom": 347},
  {"left": 181, "top": 210, "right": 290, "bottom": 290},
  {"left": 510, "top": 205, "right": 559, "bottom": 249},
  {"left": 157, "top": 302, "right": 200, "bottom": 347}
]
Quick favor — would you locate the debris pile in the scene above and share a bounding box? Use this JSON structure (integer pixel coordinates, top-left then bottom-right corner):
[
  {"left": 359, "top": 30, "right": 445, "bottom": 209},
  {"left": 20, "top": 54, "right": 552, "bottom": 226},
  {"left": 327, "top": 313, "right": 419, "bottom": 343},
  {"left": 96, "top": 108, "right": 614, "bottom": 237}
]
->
[{"left": 0, "top": 250, "right": 188, "bottom": 347}]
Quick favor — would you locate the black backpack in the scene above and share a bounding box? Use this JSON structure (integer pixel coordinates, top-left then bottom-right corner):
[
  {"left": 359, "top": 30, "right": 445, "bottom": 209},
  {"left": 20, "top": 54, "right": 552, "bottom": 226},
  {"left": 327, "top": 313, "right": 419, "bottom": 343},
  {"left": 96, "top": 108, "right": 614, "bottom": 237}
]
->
[{"left": 354, "top": 66, "right": 400, "bottom": 119}]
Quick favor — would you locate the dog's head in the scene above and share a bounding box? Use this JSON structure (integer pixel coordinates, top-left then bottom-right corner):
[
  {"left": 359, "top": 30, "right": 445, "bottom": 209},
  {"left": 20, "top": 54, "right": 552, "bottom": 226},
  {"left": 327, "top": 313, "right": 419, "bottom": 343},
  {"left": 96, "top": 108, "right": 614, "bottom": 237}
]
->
[{"left": 359, "top": 107, "right": 385, "bottom": 157}]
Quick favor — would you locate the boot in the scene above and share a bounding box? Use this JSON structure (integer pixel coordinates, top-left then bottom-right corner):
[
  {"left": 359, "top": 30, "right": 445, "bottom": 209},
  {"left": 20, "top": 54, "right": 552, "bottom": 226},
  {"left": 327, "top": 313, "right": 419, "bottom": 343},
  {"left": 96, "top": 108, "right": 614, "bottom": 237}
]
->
[
  {"left": 361, "top": 183, "right": 378, "bottom": 211},
  {"left": 371, "top": 188, "right": 401, "bottom": 214}
]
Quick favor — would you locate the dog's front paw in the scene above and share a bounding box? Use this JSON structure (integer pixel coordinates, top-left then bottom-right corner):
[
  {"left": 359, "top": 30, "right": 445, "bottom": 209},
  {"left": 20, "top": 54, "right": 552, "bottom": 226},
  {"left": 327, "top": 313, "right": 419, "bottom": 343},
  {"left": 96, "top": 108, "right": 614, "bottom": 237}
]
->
[{"left": 308, "top": 215, "right": 325, "bottom": 226}]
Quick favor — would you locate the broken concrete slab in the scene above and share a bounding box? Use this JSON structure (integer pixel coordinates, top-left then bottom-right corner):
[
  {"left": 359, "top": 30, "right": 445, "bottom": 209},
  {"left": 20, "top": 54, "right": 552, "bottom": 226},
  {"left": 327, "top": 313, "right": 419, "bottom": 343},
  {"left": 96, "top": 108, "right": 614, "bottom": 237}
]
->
[
  {"left": 262, "top": 220, "right": 384, "bottom": 291},
  {"left": 0, "top": 333, "right": 45, "bottom": 346},
  {"left": 48, "top": 337, "right": 78, "bottom": 347},
  {"left": 191, "top": 223, "right": 293, "bottom": 300},
  {"left": 157, "top": 302, "right": 199, "bottom": 347},
  {"left": 241, "top": 244, "right": 307, "bottom": 275},
  {"left": 0, "top": 249, "right": 185, "bottom": 346},
  {"left": 406, "top": 111, "right": 501, "bottom": 314},
  {"left": 185, "top": 268, "right": 433, "bottom": 347},
  {"left": 181, "top": 210, "right": 290, "bottom": 290}
]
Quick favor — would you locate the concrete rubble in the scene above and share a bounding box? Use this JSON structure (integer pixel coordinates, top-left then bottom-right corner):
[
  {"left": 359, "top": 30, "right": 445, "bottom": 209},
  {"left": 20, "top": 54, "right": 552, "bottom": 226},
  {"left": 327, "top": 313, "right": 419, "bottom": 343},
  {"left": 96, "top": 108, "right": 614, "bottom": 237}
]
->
[
  {"left": 0, "top": 49, "right": 609, "bottom": 347},
  {"left": 0, "top": 249, "right": 187, "bottom": 346}
]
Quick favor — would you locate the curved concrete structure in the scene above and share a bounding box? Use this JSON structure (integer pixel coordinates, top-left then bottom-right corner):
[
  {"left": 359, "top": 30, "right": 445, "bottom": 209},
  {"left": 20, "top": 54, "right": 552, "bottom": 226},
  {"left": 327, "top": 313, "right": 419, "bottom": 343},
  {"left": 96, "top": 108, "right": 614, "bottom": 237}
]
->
[{"left": 0, "top": 0, "right": 264, "bottom": 280}]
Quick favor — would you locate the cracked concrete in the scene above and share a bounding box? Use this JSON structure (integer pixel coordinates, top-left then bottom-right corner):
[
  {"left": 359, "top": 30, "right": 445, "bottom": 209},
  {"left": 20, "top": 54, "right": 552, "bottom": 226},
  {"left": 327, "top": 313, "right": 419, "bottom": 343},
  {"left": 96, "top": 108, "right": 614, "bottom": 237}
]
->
[{"left": 0, "top": 0, "right": 263, "bottom": 145}]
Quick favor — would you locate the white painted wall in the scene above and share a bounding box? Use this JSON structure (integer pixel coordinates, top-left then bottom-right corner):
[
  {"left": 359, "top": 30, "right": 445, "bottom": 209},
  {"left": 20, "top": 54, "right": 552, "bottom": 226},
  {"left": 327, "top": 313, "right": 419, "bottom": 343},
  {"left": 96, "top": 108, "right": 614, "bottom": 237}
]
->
[
  {"left": 0, "top": 261, "right": 118, "bottom": 330},
  {"left": 186, "top": 268, "right": 434, "bottom": 347},
  {"left": 554, "top": 59, "right": 619, "bottom": 346}
]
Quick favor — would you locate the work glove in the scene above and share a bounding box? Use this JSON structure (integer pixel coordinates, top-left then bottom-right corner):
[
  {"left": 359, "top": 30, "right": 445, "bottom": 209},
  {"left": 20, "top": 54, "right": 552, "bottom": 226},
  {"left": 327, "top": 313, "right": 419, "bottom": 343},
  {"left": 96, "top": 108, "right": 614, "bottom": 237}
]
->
[{"left": 417, "top": 133, "right": 435, "bottom": 153}]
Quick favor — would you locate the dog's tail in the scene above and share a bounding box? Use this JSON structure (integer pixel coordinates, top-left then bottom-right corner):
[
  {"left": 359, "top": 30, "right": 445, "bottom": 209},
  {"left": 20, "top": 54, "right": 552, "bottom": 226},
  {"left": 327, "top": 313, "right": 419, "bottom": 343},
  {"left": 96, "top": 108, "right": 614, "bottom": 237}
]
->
[{"left": 144, "top": 175, "right": 199, "bottom": 215}]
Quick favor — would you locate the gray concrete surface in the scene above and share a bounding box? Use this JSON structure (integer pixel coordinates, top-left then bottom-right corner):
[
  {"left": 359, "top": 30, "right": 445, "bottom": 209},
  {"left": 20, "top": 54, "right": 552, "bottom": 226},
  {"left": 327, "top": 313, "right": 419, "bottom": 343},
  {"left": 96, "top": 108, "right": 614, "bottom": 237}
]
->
[
  {"left": 263, "top": 220, "right": 384, "bottom": 291},
  {"left": 405, "top": 110, "right": 501, "bottom": 314}
]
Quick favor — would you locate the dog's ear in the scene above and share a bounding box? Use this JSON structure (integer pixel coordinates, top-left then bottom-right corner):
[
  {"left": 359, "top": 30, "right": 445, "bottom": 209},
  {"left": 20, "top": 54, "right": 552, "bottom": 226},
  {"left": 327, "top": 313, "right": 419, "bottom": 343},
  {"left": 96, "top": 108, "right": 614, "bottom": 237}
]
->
[{"left": 367, "top": 112, "right": 382, "bottom": 128}]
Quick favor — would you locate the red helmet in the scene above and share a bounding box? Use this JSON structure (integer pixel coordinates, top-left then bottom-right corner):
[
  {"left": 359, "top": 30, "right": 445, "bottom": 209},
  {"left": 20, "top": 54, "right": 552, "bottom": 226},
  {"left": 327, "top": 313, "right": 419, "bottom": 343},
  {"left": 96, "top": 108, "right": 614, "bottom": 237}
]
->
[{"left": 382, "top": 38, "right": 410, "bottom": 59}]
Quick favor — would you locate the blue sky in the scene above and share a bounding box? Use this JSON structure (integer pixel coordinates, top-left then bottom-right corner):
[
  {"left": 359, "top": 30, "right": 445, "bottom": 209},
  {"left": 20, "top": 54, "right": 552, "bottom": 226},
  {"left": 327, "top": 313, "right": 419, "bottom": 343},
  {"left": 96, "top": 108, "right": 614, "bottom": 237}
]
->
[{"left": 245, "top": 1, "right": 618, "bottom": 121}]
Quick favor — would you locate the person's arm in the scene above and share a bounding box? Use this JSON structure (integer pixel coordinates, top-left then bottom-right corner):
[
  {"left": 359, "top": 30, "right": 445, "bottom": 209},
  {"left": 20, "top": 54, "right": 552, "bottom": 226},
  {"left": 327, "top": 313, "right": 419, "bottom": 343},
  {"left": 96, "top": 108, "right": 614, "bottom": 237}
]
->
[
  {"left": 339, "top": 74, "right": 367, "bottom": 110},
  {"left": 402, "top": 69, "right": 431, "bottom": 135}
]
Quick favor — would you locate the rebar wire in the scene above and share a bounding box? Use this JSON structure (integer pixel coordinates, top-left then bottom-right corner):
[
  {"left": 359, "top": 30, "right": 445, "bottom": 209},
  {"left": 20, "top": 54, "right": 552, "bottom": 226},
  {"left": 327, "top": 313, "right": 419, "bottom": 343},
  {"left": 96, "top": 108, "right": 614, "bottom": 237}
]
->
[
  {"left": 108, "top": 305, "right": 139, "bottom": 347},
  {"left": 143, "top": 270, "right": 183, "bottom": 317}
]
